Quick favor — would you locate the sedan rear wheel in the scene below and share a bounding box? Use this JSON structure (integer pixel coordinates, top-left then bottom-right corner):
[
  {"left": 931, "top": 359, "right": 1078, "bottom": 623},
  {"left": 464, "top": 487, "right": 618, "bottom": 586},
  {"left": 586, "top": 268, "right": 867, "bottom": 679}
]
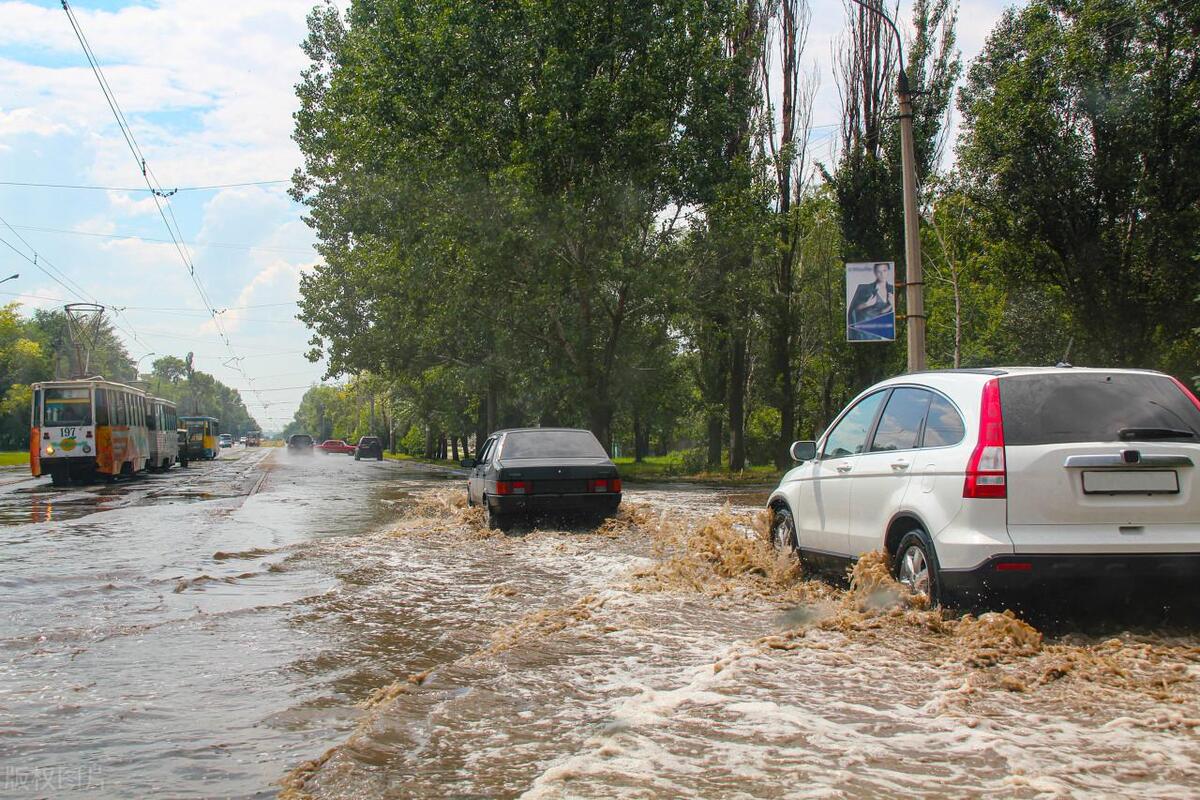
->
[
  {"left": 483, "top": 498, "right": 512, "bottom": 532},
  {"left": 894, "top": 529, "right": 941, "bottom": 607}
]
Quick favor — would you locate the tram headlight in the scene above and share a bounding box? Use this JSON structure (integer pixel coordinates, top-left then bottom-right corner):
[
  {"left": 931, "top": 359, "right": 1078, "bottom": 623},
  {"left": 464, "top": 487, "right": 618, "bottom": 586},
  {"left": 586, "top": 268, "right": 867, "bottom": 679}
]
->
[
  {"left": 45, "top": 445, "right": 54, "bottom": 455},
  {"left": 81, "top": 443, "right": 92, "bottom": 454}
]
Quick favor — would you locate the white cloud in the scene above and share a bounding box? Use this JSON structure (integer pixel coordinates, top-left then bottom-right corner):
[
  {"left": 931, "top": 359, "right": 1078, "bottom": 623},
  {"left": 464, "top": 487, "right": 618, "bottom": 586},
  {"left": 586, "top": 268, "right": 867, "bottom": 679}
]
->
[{"left": 0, "top": 106, "right": 71, "bottom": 137}]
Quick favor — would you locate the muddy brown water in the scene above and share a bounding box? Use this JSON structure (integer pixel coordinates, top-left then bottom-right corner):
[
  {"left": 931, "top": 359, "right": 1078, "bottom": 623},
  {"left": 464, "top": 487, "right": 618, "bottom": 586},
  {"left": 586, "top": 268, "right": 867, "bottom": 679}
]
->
[{"left": 0, "top": 451, "right": 1197, "bottom": 798}]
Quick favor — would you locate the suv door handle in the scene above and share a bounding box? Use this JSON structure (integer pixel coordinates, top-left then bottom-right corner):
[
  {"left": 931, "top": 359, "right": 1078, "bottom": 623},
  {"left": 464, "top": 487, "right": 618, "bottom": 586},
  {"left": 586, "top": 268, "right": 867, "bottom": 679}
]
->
[
  {"left": 890, "top": 459, "right": 910, "bottom": 470},
  {"left": 835, "top": 464, "right": 852, "bottom": 473}
]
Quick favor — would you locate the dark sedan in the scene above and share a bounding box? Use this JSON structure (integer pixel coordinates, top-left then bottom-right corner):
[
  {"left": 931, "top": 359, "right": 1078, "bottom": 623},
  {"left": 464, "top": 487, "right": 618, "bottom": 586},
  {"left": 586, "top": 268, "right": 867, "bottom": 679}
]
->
[
  {"left": 287, "top": 433, "right": 314, "bottom": 454},
  {"left": 354, "top": 436, "right": 383, "bottom": 461},
  {"left": 463, "top": 428, "right": 621, "bottom": 530}
]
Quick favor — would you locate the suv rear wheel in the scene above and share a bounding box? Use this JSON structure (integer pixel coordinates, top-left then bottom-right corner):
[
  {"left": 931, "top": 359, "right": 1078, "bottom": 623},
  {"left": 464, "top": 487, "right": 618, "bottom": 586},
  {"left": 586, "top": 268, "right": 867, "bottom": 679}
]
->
[{"left": 894, "top": 529, "right": 942, "bottom": 607}]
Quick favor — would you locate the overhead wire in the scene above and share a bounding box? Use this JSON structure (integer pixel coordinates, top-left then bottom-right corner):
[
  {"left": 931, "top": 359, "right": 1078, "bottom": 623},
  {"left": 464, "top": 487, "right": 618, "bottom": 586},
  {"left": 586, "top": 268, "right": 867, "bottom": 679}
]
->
[
  {"left": 0, "top": 217, "right": 153, "bottom": 353},
  {"left": 0, "top": 179, "right": 289, "bottom": 193},
  {"left": 5, "top": 223, "right": 317, "bottom": 256},
  {"left": 59, "top": 0, "right": 273, "bottom": 416}
]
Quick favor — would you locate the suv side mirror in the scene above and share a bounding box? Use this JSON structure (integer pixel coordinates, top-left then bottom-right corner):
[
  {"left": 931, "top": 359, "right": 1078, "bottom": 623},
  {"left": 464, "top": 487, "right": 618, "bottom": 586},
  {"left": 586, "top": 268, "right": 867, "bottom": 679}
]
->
[
  {"left": 789, "top": 440, "right": 817, "bottom": 462},
  {"left": 460, "top": 458, "right": 477, "bottom": 469}
]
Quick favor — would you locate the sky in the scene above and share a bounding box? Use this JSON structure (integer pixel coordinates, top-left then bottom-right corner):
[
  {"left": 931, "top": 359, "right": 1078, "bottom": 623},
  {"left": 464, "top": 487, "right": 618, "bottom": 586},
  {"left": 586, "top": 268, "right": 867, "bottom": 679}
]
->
[{"left": 0, "top": 0, "right": 1016, "bottom": 431}]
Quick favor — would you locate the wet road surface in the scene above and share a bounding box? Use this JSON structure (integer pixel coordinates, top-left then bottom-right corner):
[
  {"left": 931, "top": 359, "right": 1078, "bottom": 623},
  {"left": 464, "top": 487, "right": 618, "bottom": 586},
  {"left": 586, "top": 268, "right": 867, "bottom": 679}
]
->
[{"left": 1, "top": 449, "right": 1198, "bottom": 798}]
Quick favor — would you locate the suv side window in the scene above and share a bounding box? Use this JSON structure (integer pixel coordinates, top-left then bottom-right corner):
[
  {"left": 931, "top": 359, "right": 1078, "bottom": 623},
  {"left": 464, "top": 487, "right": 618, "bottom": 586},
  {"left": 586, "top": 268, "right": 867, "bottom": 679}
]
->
[
  {"left": 921, "top": 394, "right": 966, "bottom": 447},
  {"left": 823, "top": 391, "right": 887, "bottom": 459},
  {"left": 870, "top": 388, "right": 932, "bottom": 452}
]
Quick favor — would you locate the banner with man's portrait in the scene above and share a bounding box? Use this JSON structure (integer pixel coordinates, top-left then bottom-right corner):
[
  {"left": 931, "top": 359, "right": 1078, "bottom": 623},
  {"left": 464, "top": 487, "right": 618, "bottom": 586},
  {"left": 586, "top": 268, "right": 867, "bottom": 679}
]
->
[{"left": 845, "top": 261, "right": 896, "bottom": 342}]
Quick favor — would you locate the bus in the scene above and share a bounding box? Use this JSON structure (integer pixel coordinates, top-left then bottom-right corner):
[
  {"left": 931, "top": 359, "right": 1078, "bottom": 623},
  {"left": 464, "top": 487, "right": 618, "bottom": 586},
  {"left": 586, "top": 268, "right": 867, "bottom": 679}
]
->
[
  {"left": 31, "top": 379, "right": 152, "bottom": 485},
  {"left": 147, "top": 396, "right": 179, "bottom": 471},
  {"left": 179, "top": 415, "right": 220, "bottom": 461}
]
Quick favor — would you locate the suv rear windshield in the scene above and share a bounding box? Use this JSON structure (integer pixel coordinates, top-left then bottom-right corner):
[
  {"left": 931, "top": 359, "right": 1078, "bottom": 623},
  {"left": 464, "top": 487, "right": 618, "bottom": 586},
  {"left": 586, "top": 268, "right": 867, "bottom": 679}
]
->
[
  {"left": 500, "top": 430, "right": 607, "bottom": 459},
  {"left": 999, "top": 373, "right": 1200, "bottom": 445},
  {"left": 290, "top": 435, "right": 313, "bottom": 445},
  {"left": 359, "top": 437, "right": 379, "bottom": 445}
]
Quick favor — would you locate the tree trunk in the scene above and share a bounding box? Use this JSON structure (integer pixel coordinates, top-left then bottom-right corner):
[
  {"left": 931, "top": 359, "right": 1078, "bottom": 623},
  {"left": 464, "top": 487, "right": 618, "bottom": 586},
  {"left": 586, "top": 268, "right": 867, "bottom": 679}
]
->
[
  {"left": 588, "top": 401, "right": 612, "bottom": 456},
  {"left": 632, "top": 412, "right": 651, "bottom": 462},
  {"left": 770, "top": 322, "right": 795, "bottom": 468},
  {"left": 728, "top": 329, "right": 748, "bottom": 471},
  {"left": 486, "top": 379, "right": 499, "bottom": 435},
  {"left": 475, "top": 398, "right": 487, "bottom": 456},
  {"left": 451, "top": 437, "right": 459, "bottom": 462},
  {"left": 706, "top": 415, "right": 723, "bottom": 469},
  {"left": 423, "top": 426, "right": 436, "bottom": 459}
]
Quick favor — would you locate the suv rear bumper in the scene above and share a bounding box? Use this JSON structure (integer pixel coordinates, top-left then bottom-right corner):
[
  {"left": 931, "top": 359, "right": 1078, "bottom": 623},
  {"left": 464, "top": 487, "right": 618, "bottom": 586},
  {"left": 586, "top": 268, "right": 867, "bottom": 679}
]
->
[
  {"left": 942, "top": 553, "right": 1200, "bottom": 602},
  {"left": 490, "top": 493, "right": 621, "bottom": 515}
]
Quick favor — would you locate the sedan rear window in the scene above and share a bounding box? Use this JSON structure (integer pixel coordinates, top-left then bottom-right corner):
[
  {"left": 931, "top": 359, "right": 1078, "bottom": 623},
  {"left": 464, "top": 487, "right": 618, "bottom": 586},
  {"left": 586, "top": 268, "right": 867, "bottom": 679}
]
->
[
  {"left": 500, "top": 430, "right": 607, "bottom": 459},
  {"left": 999, "top": 373, "right": 1200, "bottom": 445}
]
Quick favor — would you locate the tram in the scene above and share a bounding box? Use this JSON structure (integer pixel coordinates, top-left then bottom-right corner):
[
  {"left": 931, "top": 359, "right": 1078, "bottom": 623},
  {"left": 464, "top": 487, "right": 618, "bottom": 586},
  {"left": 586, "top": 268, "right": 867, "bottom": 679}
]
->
[
  {"left": 31, "top": 379, "right": 152, "bottom": 485},
  {"left": 147, "top": 396, "right": 180, "bottom": 471},
  {"left": 179, "top": 415, "right": 220, "bottom": 461}
]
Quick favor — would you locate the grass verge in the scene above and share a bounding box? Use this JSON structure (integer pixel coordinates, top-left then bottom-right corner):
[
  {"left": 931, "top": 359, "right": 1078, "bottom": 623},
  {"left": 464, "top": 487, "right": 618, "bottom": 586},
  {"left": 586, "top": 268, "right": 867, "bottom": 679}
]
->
[
  {"left": 614, "top": 455, "right": 780, "bottom": 485},
  {"left": 0, "top": 451, "right": 30, "bottom": 466}
]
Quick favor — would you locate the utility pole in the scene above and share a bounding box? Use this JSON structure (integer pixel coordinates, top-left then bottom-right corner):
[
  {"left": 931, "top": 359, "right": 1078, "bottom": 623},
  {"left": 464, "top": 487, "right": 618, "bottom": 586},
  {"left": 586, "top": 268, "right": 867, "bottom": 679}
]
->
[
  {"left": 897, "top": 71, "right": 926, "bottom": 371},
  {"left": 848, "top": 0, "right": 925, "bottom": 371}
]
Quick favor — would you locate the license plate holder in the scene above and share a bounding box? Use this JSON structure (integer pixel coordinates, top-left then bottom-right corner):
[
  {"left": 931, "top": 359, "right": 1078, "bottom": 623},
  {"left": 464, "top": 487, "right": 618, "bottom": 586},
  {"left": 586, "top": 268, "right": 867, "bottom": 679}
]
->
[{"left": 1081, "top": 470, "right": 1179, "bottom": 495}]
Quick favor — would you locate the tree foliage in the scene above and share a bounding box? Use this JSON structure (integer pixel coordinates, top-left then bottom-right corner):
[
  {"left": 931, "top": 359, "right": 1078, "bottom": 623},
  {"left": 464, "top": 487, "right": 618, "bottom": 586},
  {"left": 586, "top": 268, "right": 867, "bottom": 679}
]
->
[{"left": 286, "top": 0, "right": 1200, "bottom": 469}]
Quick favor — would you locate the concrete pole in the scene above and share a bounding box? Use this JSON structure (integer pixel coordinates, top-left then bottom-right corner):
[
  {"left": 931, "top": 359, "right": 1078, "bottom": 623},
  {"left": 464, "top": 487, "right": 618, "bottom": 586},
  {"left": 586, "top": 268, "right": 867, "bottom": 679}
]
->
[
  {"left": 845, "top": 0, "right": 927, "bottom": 371},
  {"left": 897, "top": 72, "right": 926, "bottom": 372}
]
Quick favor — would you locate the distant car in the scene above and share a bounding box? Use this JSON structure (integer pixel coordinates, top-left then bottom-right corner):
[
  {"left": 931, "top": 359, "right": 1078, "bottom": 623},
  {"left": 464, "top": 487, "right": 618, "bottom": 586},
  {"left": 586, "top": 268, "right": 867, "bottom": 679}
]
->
[
  {"left": 354, "top": 436, "right": 383, "bottom": 461},
  {"left": 218, "top": 434, "right": 233, "bottom": 448},
  {"left": 464, "top": 428, "right": 621, "bottom": 530},
  {"left": 766, "top": 367, "right": 1200, "bottom": 608},
  {"left": 316, "top": 439, "right": 355, "bottom": 455},
  {"left": 239, "top": 436, "right": 247, "bottom": 445},
  {"left": 287, "top": 434, "right": 314, "bottom": 454},
  {"left": 246, "top": 432, "right": 261, "bottom": 447}
]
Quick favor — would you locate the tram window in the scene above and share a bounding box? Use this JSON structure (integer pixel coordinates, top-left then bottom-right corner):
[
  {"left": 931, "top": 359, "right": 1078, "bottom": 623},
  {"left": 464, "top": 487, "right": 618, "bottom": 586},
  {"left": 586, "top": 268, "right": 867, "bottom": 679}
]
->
[
  {"left": 117, "top": 392, "right": 127, "bottom": 426},
  {"left": 44, "top": 388, "right": 93, "bottom": 426},
  {"left": 147, "top": 403, "right": 157, "bottom": 431},
  {"left": 32, "top": 388, "right": 42, "bottom": 427},
  {"left": 96, "top": 389, "right": 109, "bottom": 426}
]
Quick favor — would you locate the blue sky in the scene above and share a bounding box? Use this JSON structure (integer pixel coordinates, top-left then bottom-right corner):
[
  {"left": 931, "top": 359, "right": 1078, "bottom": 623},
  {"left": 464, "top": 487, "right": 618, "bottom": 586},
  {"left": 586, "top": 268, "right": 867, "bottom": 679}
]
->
[{"left": 0, "top": 0, "right": 1014, "bottom": 430}]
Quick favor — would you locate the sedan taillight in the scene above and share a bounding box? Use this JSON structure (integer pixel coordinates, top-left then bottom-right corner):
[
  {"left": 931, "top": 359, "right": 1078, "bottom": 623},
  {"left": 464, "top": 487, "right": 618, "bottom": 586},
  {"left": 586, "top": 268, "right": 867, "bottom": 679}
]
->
[
  {"left": 495, "top": 480, "right": 530, "bottom": 495},
  {"left": 588, "top": 478, "right": 621, "bottom": 493}
]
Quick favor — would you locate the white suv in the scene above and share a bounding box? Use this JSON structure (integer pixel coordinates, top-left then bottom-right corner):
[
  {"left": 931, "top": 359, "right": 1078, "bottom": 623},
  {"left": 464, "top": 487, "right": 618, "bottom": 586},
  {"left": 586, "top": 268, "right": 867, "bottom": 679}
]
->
[{"left": 767, "top": 367, "right": 1200, "bottom": 605}]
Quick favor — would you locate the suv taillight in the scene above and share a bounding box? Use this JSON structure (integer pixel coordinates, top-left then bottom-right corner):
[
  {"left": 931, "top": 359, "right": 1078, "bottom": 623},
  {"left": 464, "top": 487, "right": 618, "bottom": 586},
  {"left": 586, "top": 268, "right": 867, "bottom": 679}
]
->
[
  {"left": 495, "top": 480, "right": 529, "bottom": 495},
  {"left": 964, "top": 378, "right": 1007, "bottom": 499}
]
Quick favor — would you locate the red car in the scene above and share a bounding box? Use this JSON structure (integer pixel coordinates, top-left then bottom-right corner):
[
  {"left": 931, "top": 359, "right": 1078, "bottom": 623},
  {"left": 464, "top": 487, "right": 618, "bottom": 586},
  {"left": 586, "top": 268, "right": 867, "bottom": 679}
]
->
[{"left": 315, "top": 439, "right": 356, "bottom": 455}]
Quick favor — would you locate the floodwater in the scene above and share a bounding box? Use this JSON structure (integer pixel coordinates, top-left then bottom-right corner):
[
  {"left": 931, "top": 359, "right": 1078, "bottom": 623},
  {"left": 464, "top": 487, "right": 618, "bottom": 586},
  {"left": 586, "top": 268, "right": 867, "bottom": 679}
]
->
[{"left": 1, "top": 450, "right": 1197, "bottom": 799}]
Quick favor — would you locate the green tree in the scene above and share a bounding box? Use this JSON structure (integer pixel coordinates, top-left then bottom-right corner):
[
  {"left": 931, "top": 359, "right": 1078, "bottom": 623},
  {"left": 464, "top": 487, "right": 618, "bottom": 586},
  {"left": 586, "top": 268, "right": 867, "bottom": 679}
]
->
[{"left": 957, "top": 0, "right": 1200, "bottom": 372}]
